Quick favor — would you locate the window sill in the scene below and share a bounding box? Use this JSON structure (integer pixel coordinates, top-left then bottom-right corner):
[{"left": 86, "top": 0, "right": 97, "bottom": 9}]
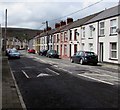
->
[
  {"left": 99, "top": 35, "right": 105, "bottom": 37},
  {"left": 88, "top": 37, "right": 93, "bottom": 39},
  {"left": 81, "top": 38, "right": 85, "bottom": 40},
  {"left": 109, "top": 58, "right": 118, "bottom": 61},
  {"left": 109, "top": 34, "right": 117, "bottom": 36}
]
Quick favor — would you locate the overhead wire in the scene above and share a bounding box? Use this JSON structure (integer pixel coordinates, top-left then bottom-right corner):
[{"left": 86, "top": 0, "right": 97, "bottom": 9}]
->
[{"left": 48, "top": 0, "right": 104, "bottom": 22}]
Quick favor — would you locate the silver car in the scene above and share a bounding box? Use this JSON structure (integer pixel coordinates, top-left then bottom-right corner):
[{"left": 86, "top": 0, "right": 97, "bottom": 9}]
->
[{"left": 8, "top": 49, "right": 21, "bottom": 59}]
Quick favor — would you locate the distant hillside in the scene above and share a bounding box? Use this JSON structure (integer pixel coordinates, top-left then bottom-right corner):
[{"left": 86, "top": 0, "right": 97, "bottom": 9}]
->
[{"left": 2, "top": 27, "right": 42, "bottom": 41}]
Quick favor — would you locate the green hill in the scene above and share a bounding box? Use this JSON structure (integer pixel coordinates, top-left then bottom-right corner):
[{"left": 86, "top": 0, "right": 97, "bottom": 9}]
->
[{"left": 2, "top": 27, "right": 42, "bottom": 41}]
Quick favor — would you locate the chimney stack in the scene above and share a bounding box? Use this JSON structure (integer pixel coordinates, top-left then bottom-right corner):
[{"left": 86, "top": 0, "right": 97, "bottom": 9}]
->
[
  {"left": 47, "top": 27, "right": 52, "bottom": 31},
  {"left": 67, "top": 18, "right": 73, "bottom": 24},
  {"left": 55, "top": 23, "right": 60, "bottom": 28},
  {"left": 60, "top": 21, "right": 66, "bottom": 26}
]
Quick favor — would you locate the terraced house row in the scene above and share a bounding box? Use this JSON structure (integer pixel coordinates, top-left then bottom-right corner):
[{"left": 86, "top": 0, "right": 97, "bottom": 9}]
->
[{"left": 31, "top": 5, "right": 120, "bottom": 64}]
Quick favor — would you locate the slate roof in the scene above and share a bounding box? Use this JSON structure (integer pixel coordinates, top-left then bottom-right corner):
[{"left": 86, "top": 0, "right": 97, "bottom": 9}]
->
[
  {"left": 53, "top": 24, "right": 68, "bottom": 34},
  {"left": 85, "top": 5, "right": 120, "bottom": 24},
  {"left": 61, "top": 12, "right": 101, "bottom": 32},
  {"left": 47, "top": 28, "right": 56, "bottom": 35}
]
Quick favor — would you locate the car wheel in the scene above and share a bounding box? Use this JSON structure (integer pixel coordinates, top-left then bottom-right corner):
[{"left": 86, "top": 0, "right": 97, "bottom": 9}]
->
[
  {"left": 80, "top": 58, "right": 84, "bottom": 65},
  {"left": 70, "top": 58, "right": 74, "bottom": 63},
  {"left": 93, "top": 62, "right": 97, "bottom": 66}
]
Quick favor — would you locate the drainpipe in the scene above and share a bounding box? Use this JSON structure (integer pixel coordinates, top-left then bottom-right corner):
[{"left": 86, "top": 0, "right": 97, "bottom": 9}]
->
[
  {"left": 97, "top": 21, "right": 100, "bottom": 62},
  {"left": 118, "top": 4, "right": 120, "bottom": 66}
]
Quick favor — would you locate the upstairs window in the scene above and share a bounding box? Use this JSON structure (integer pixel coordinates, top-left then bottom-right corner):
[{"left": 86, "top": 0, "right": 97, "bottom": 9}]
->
[
  {"left": 82, "top": 27, "right": 85, "bottom": 38},
  {"left": 64, "top": 32, "right": 68, "bottom": 41},
  {"left": 89, "top": 25, "right": 94, "bottom": 38},
  {"left": 99, "top": 22, "right": 105, "bottom": 36},
  {"left": 57, "top": 34, "right": 59, "bottom": 43},
  {"left": 110, "top": 19, "right": 117, "bottom": 35},
  {"left": 69, "top": 30, "right": 72, "bottom": 41},
  {"left": 61, "top": 33, "right": 63, "bottom": 42},
  {"left": 74, "top": 29, "right": 77, "bottom": 40}
]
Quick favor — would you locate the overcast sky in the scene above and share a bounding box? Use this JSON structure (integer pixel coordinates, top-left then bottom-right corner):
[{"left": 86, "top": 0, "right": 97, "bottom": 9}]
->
[{"left": 0, "top": 0, "right": 119, "bottom": 30}]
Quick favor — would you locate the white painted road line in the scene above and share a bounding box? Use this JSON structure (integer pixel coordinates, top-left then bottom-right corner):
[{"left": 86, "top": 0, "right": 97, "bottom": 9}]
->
[
  {"left": 21, "top": 70, "right": 30, "bottom": 79},
  {"left": 46, "top": 68, "right": 59, "bottom": 75},
  {"left": 77, "top": 74, "right": 114, "bottom": 85},
  {"left": 34, "top": 57, "right": 46, "bottom": 63},
  {"left": 37, "top": 73, "right": 50, "bottom": 77}
]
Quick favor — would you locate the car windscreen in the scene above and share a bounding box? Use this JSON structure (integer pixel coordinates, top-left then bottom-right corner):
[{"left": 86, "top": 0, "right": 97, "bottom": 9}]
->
[
  {"left": 50, "top": 50, "right": 57, "bottom": 54},
  {"left": 85, "top": 52, "right": 95, "bottom": 56},
  {"left": 10, "top": 50, "right": 18, "bottom": 53}
]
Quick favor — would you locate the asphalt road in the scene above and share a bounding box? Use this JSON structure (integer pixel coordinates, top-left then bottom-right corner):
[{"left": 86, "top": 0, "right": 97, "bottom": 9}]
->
[{"left": 8, "top": 54, "right": 119, "bottom": 109}]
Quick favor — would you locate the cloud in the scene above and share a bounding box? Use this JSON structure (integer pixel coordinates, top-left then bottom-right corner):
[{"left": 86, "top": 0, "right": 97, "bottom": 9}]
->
[{"left": 0, "top": 0, "right": 119, "bottom": 29}]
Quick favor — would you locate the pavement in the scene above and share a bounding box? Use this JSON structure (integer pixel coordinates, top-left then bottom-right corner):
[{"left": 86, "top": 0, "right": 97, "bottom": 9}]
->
[
  {"left": 2, "top": 53, "right": 23, "bottom": 109},
  {"left": 1, "top": 51, "right": 120, "bottom": 109}
]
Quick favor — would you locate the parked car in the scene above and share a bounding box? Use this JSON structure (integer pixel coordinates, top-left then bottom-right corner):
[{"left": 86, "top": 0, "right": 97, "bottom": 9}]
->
[
  {"left": 38, "top": 49, "right": 48, "bottom": 56},
  {"left": 5, "top": 48, "right": 11, "bottom": 56},
  {"left": 28, "top": 49, "right": 36, "bottom": 54},
  {"left": 46, "top": 50, "right": 59, "bottom": 58},
  {"left": 8, "top": 49, "right": 21, "bottom": 59},
  {"left": 70, "top": 51, "right": 98, "bottom": 65}
]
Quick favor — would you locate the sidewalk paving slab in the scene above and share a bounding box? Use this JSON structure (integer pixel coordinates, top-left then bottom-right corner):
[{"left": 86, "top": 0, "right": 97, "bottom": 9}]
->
[{"left": 2, "top": 55, "right": 23, "bottom": 109}]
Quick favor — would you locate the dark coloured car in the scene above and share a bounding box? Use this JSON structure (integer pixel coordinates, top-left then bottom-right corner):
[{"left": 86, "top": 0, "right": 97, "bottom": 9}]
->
[
  {"left": 8, "top": 49, "right": 21, "bottom": 59},
  {"left": 70, "top": 51, "right": 98, "bottom": 65},
  {"left": 46, "top": 50, "right": 59, "bottom": 58},
  {"left": 28, "top": 49, "right": 36, "bottom": 54},
  {"left": 38, "top": 49, "right": 48, "bottom": 56}
]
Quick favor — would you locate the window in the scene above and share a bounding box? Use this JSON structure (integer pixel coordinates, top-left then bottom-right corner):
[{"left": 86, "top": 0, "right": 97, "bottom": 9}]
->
[
  {"left": 61, "top": 33, "right": 63, "bottom": 42},
  {"left": 110, "top": 19, "right": 117, "bottom": 34},
  {"left": 82, "top": 27, "right": 85, "bottom": 38},
  {"left": 64, "top": 32, "right": 68, "bottom": 41},
  {"left": 81, "top": 43, "right": 84, "bottom": 50},
  {"left": 99, "top": 22, "right": 105, "bottom": 36},
  {"left": 49, "top": 36, "right": 51, "bottom": 43},
  {"left": 89, "top": 25, "right": 94, "bottom": 37},
  {"left": 54, "top": 35, "right": 56, "bottom": 43},
  {"left": 57, "top": 34, "right": 59, "bottom": 43},
  {"left": 69, "top": 30, "right": 72, "bottom": 40},
  {"left": 110, "top": 43, "right": 117, "bottom": 59},
  {"left": 89, "top": 43, "right": 93, "bottom": 51},
  {"left": 64, "top": 45, "right": 67, "bottom": 55},
  {"left": 74, "top": 29, "right": 77, "bottom": 40}
]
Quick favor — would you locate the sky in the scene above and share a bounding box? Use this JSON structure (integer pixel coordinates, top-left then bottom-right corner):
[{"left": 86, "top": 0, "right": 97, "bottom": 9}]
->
[{"left": 0, "top": 0, "right": 119, "bottom": 30}]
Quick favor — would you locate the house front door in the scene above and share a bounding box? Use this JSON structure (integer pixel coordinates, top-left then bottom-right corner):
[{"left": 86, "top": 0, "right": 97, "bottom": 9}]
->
[
  {"left": 74, "top": 44, "right": 77, "bottom": 54},
  {"left": 100, "top": 43, "right": 103, "bottom": 62}
]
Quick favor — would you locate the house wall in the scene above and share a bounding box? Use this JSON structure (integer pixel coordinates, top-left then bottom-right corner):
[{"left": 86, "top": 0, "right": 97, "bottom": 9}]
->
[
  {"left": 80, "top": 22, "right": 98, "bottom": 55},
  {"left": 99, "top": 16, "right": 118, "bottom": 64},
  {"left": 28, "top": 39, "right": 33, "bottom": 49}
]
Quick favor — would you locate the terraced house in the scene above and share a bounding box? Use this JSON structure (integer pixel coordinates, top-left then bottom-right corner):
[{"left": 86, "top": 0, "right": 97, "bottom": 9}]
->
[{"left": 32, "top": 5, "right": 120, "bottom": 64}]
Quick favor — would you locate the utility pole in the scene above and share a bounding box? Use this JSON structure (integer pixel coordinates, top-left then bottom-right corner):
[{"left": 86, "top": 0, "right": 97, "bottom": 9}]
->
[
  {"left": 118, "top": 1, "right": 120, "bottom": 67},
  {"left": 0, "top": 24, "right": 2, "bottom": 52},
  {"left": 4, "top": 9, "right": 7, "bottom": 53},
  {"left": 46, "top": 21, "right": 49, "bottom": 50}
]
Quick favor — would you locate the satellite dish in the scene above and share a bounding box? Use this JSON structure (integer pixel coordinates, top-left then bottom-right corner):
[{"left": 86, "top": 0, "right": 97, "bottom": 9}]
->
[{"left": 116, "top": 28, "right": 120, "bottom": 34}]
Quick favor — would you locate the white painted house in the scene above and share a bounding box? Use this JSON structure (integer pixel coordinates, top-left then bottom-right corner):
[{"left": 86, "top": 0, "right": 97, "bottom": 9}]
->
[{"left": 84, "top": 5, "right": 120, "bottom": 64}]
